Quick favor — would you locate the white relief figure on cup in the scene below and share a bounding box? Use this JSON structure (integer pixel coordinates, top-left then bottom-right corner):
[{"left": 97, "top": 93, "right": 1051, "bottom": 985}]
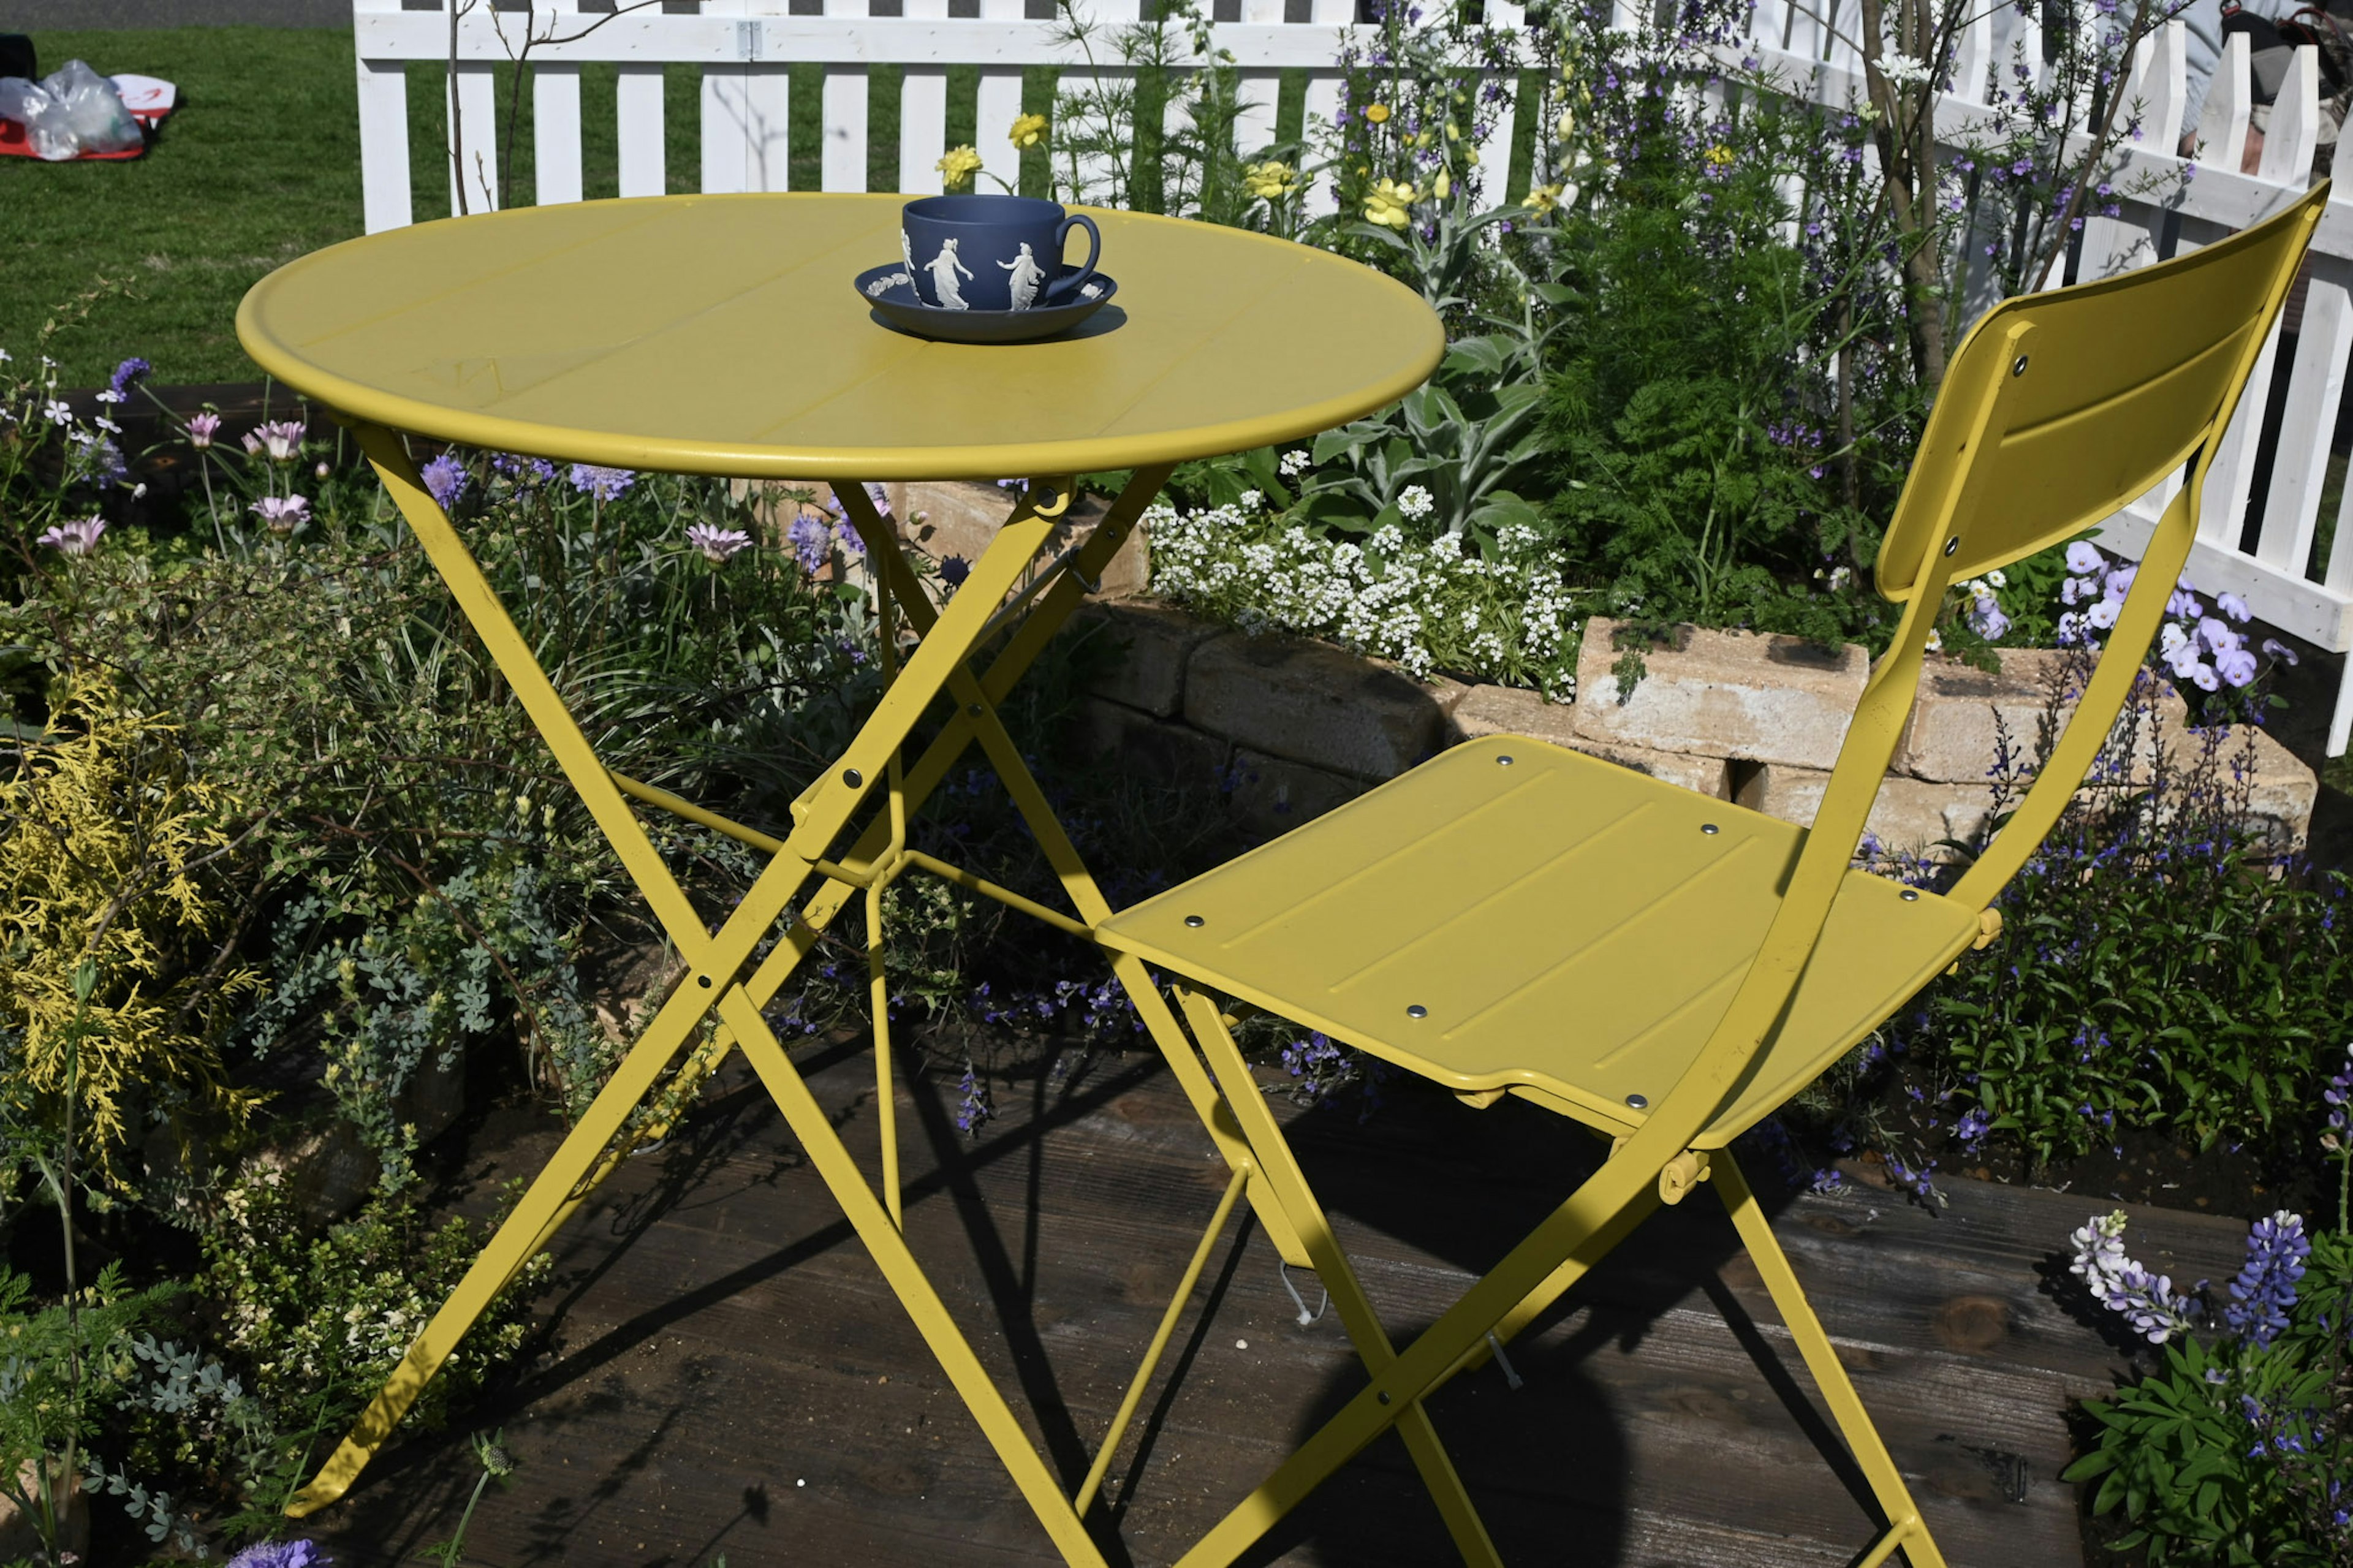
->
[
  {"left": 998, "top": 243, "right": 1047, "bottom": 311},
  {"left": 900, "top": 228, "right": 916, "bottom": 277},
  {"left": 925, "top": 238, "right": 974, "bottom": 311}
]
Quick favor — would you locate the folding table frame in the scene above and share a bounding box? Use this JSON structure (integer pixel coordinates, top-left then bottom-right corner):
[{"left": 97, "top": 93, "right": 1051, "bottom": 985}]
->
[{"left": 282, "top": 437, "right": 1359, "bottom": 1561}]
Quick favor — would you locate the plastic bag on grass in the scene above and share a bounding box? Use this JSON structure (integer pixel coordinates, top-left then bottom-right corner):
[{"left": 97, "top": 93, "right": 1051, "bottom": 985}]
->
[{"left": 0, "top": 59, "right": 142, "bottom": 160}]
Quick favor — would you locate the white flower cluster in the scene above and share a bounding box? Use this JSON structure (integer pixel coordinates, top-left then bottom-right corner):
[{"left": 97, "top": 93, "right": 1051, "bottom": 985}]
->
[{"left": 1146, "top": 499, "right": 1580, "bottom": 697}]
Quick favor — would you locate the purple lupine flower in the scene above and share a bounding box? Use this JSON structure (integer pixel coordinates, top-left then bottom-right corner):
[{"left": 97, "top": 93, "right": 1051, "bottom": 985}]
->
[
  {"left": 2322, "top": 1047, "right": 2352, "bottom": 1146},
  {"left": 2069, "top": 1210, "right": 2200, "bottom": 1343},
  {"left": 686, "top": 521, "right": 751, "bottom": 563},
  {"left": 108, "top": 356, "right": 151, "bottom": 396},
  {"left": 37, "top": 516, "right": 107, "bottom": 556},
  {"left": 227, "top": 1541, "right": 330, "bottom": 1568},
  {"left": 420, "top": 452, "right": 469, "bottom": 508},
  {"left": 1954, "top": 1107, "right": 1992, "bottom": 1153},
  {"left": 568, "top": 463, "right": 635, "bottom": 501},
  {"left": 186, "top": 411, "right": 221, "bottom": 450},
  {"left": 787, "top": 512, "right": 832, "bottom": 574},
  {"left": 251, "top": 494, "right": 312, "bottom": 536},
  {"left": 2222, "top": 1211, "right": 2309, "bottom": 1347}
]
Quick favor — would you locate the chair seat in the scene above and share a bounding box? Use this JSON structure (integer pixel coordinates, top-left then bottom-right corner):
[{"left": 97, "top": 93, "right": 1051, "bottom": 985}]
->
[{"left": 1099, "top": 735, "right": 1982, "bottom": 1146}]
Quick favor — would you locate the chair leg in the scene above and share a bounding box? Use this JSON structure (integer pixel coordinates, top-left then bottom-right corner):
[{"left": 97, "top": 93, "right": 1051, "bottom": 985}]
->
[
  {"left": 1712, "top": 1152, "right": 1949, "bottom": 1568},
  {"left": 1175, "top": 990, "right": 1504, "bottom": 1568}
]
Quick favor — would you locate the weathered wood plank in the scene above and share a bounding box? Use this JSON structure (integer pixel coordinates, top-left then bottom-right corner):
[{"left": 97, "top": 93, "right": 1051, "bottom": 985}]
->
[{"left": 311, "top": 1047, "right": 2248, "bottom": 1565}]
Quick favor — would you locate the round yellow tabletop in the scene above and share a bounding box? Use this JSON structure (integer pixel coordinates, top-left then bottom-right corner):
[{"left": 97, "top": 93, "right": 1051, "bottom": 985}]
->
[{"left": 237, "top": 194, "right": 1444, "bottom": 482}]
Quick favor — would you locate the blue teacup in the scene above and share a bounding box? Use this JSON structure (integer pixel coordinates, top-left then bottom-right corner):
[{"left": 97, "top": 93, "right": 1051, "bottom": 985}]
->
[{"left": 900, "top": 194, "right": 1102, "bottom": 313}]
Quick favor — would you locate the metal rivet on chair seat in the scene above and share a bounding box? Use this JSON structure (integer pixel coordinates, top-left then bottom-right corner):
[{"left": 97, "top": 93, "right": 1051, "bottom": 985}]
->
[
  {"left": 1943, "top": 538, "right": 1960, "bottom": 556},
  {"left": 1901, "top": 890, "right": 1920, "bottom": 902},
  {"left": 2012, "top": 354, "right": 2029, "bottom": 377},
  {"left": 1496, "top": 754, "right": 1514, "bottom": 766},
  {"left": 698, "top": 975, "right": 713, "bottom": 989},
  {"left": 1406, "top": 1004, "right": 1428, "bottom": 1019},
  {"left": 1184, "top": 914, "right": 1205, "bottom": 928},
  {"left": 843, "top": 767, "right": 863, "bottom": 787},
  {"left": 1700, "top": 823, "right": 1720, "bottom": 836},
  {"left": 1625, "top": 1093, "right": 1648, "bottom": 1110}
]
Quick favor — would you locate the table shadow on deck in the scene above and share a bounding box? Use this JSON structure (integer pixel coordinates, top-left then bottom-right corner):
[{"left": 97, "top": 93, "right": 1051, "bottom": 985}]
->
[{"left": 305, "top": 1039, "right": 2251, "bottom": 1568}]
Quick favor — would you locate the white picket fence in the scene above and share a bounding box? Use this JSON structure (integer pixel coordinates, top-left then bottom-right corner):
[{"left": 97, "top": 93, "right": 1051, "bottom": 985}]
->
[{"left": 349, "top": 1, "right": 2353, "bottom": 751}]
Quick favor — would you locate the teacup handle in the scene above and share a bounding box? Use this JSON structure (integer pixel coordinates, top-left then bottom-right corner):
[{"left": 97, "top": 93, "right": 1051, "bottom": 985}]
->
[{"left": 1042, "top": 213, "right": 1102, "bottom": 302}]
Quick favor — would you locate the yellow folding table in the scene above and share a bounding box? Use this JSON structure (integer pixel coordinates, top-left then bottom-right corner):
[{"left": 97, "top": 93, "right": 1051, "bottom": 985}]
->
[{"left": 237, "top": 192, "right": 1443, "bottom": 1561}]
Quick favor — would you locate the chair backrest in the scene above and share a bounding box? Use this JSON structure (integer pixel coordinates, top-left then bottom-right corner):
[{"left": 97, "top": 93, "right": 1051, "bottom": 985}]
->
[{"left": 1658, "top": 181, "right": 2326, "bottom": 1159}]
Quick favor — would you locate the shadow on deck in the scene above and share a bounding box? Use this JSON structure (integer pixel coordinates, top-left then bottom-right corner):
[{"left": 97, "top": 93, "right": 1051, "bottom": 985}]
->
[{"left": 305, "top": 1038, "right": 2249, "bottom": 1568}]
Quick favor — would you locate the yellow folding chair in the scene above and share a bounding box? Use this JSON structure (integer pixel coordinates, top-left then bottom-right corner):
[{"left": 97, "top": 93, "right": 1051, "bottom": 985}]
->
[{"left": 1099, "top": 180, "right": 2328, "bottom": 1568}]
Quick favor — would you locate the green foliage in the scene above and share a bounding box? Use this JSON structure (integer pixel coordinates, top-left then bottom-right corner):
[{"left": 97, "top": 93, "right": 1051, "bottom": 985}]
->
[
  {"left": 1879, "top": 666, "right": 2353, "bottom": 1167},
  {"left": 0, "top": 676, "right": 262, "bottom": 1192},
  {"left": 199, "top": 1166, "right": 549, "bottom": 1439}
]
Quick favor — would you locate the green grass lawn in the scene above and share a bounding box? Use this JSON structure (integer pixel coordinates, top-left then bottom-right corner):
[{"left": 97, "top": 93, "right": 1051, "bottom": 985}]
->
[
  {"left": 2, "top": 28, "right": 369, "bottom": 387},
  {"left": 1, "top": 25, "right": 1066, "bottom": 389}
]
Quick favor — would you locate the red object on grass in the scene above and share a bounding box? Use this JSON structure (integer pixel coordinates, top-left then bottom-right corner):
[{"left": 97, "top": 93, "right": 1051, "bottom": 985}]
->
[{"left": 0, "top": 72, "right": 175, "bottom": 161}]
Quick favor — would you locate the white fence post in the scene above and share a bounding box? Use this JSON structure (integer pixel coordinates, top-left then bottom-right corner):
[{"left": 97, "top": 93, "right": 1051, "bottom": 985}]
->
[
  {"left": 899, "top": 0, "right": 952, "bottom": 193},
  {"left": 355, "top": 37, "right": 411, "bottom": 234},
  {"left": 533, "top": 0, "right": 586, "bottom": 208}
]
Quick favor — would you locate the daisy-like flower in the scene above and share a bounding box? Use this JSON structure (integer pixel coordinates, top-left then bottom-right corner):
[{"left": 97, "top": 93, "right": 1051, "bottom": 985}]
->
[
  {"left": 686, "top": 521, "right": 752, "bottom": 563},
  {"left": 186, "top": 411, "right": 221, "bottom": 449},
  {"left": 37, "top": 516, "right": 107, "bottom": 556},
  {"left": 1009, "top": 112, "right": 1048, "bottom": 150},
  {"left": 1243, "top": 160, "right": 1298, "bottom": 201},
  {"left": 252, "top": 494, "right": 312, "bottom": 536},
  {"left": 938, "top": 145, "right": 982, "bottom": 191},
  {"left": 1364, "top": 178, "right": 1418, "bottom": 229},
  {"left": 244, "top": 419, "right": 306, "bottom": 463}
]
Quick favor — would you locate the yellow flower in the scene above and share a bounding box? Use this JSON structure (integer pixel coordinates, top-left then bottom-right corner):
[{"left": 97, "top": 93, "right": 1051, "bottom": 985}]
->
[
  {"left": 1444, "top": 121, "right": 1461, "bottom": 142},
  {"left": 1431, "top": 168, "right": 1451, "bottom": 200},
  {"left": 1703, "top": 143, "right": 1735, "bottom": 167},
  {"left": 1521, "top": 182, "right": 1563, "bottom": 213},
  {"left": 1363, "top": 102, "right": 1391, "bottom": 124},
  {"left": 1363, "top": 177, "right": 1418, "bottom": 228},
  {"left": 1555, "top": 107, "right": 1575, "bottom": 139},
  {"left": 1243, "top": 159, "right": 1298, "bottom": 200},
  {"left": 937, "top": 145, "right": 983, "bottom": 190},
  {"left": 1009, "top": 112, "right": 1049, "bottom": 150}
]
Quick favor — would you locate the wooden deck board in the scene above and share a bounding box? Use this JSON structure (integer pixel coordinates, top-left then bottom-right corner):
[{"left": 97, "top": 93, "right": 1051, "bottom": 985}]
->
[{"left": 308, "top": 1040, "right": 2253, "bottom": 1567}]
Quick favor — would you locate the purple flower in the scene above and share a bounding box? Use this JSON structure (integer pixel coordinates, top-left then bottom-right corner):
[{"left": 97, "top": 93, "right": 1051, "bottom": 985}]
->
[
  {"left": 2260, "top": 636, "right": 2300, "bottom": 667},
  {"left": 420, "top": 453, "right": 469, "bottom": 509},
  {"left": 2086, "top": 598, "right": 2121, "bottom": 631},
  {"left": 108, "top": 356, "right": 151, "bottom": 397},
  {"left": 568, "top": 463, "right": 635, "bottom": 501},
  {"left": 251, "top": 494, "right": 312, "bottom": 536},
  {"left": 37, "top": 516, "right": 106, "bottom": 556},
  {"left": 2216, "top": 591, "right": 2251, "bottom": 623},
  {"left": 2104, "top": 565, "right": 2137, "bottom": 602},
  {"left": 227, "top": 1542, "right": 330, "bottom": 1568},
  {"left": 787, "top": 512, "right": 832, "bottom": 574},
  {"left": 491, "top": 452, "right": 557, "bottom": 486},
  {"left": 186, "top": 411, "right": 221, "bottom": 450},
  {"left": 686, "top": 521, "right": 751, "bottom": 563},
  {"left": 2222, "top": 1211, "right": 2309, "bottom": 1347},
  {"left": 1954, "top": 1107, "right": 1992, "bottom": 1153},
  {"left": 2215, "top": 648, "right": 2258, "bottom": 687},
  {"left": 1968, "top": 592, "right": 2009, "bottom": 642},
  {"left": 955, "top": 1064, "right": 993, "bottom": 1135},
  {"left": 2070, "top": 1210, "right": 2200, "bottom": 1343},
  {"left": 243, "top": 419, "right": 306, "bottom": 463},
  {"left": 938, "top": 554, "right": 971, "bottom": 588},
  {"left": 2189, "top": 663, "right": 2221, "bottom": 692}
]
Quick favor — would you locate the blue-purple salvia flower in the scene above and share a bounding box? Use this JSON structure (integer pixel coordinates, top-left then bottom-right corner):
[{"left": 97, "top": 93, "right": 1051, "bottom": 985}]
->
[
  {"left": 2221, "top": 1210, "right": 2309, "bottom": 1348},
  {"left": 955, "top": 1063, "right": 993, "bottom": 1135},
  {"left": 569, "top": 463, "right": 635, "bottom": 501},
  {"left": 108, "top": 356, "right": 151, "bottom": 396},
  {"left": 420, "top": 452, "right": 469, "bottom": 509}
]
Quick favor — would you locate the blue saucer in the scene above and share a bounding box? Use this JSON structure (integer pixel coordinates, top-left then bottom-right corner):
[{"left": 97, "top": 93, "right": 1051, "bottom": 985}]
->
[{"left": 853, "top": 261, "right": 1117, "bottom": 344}]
